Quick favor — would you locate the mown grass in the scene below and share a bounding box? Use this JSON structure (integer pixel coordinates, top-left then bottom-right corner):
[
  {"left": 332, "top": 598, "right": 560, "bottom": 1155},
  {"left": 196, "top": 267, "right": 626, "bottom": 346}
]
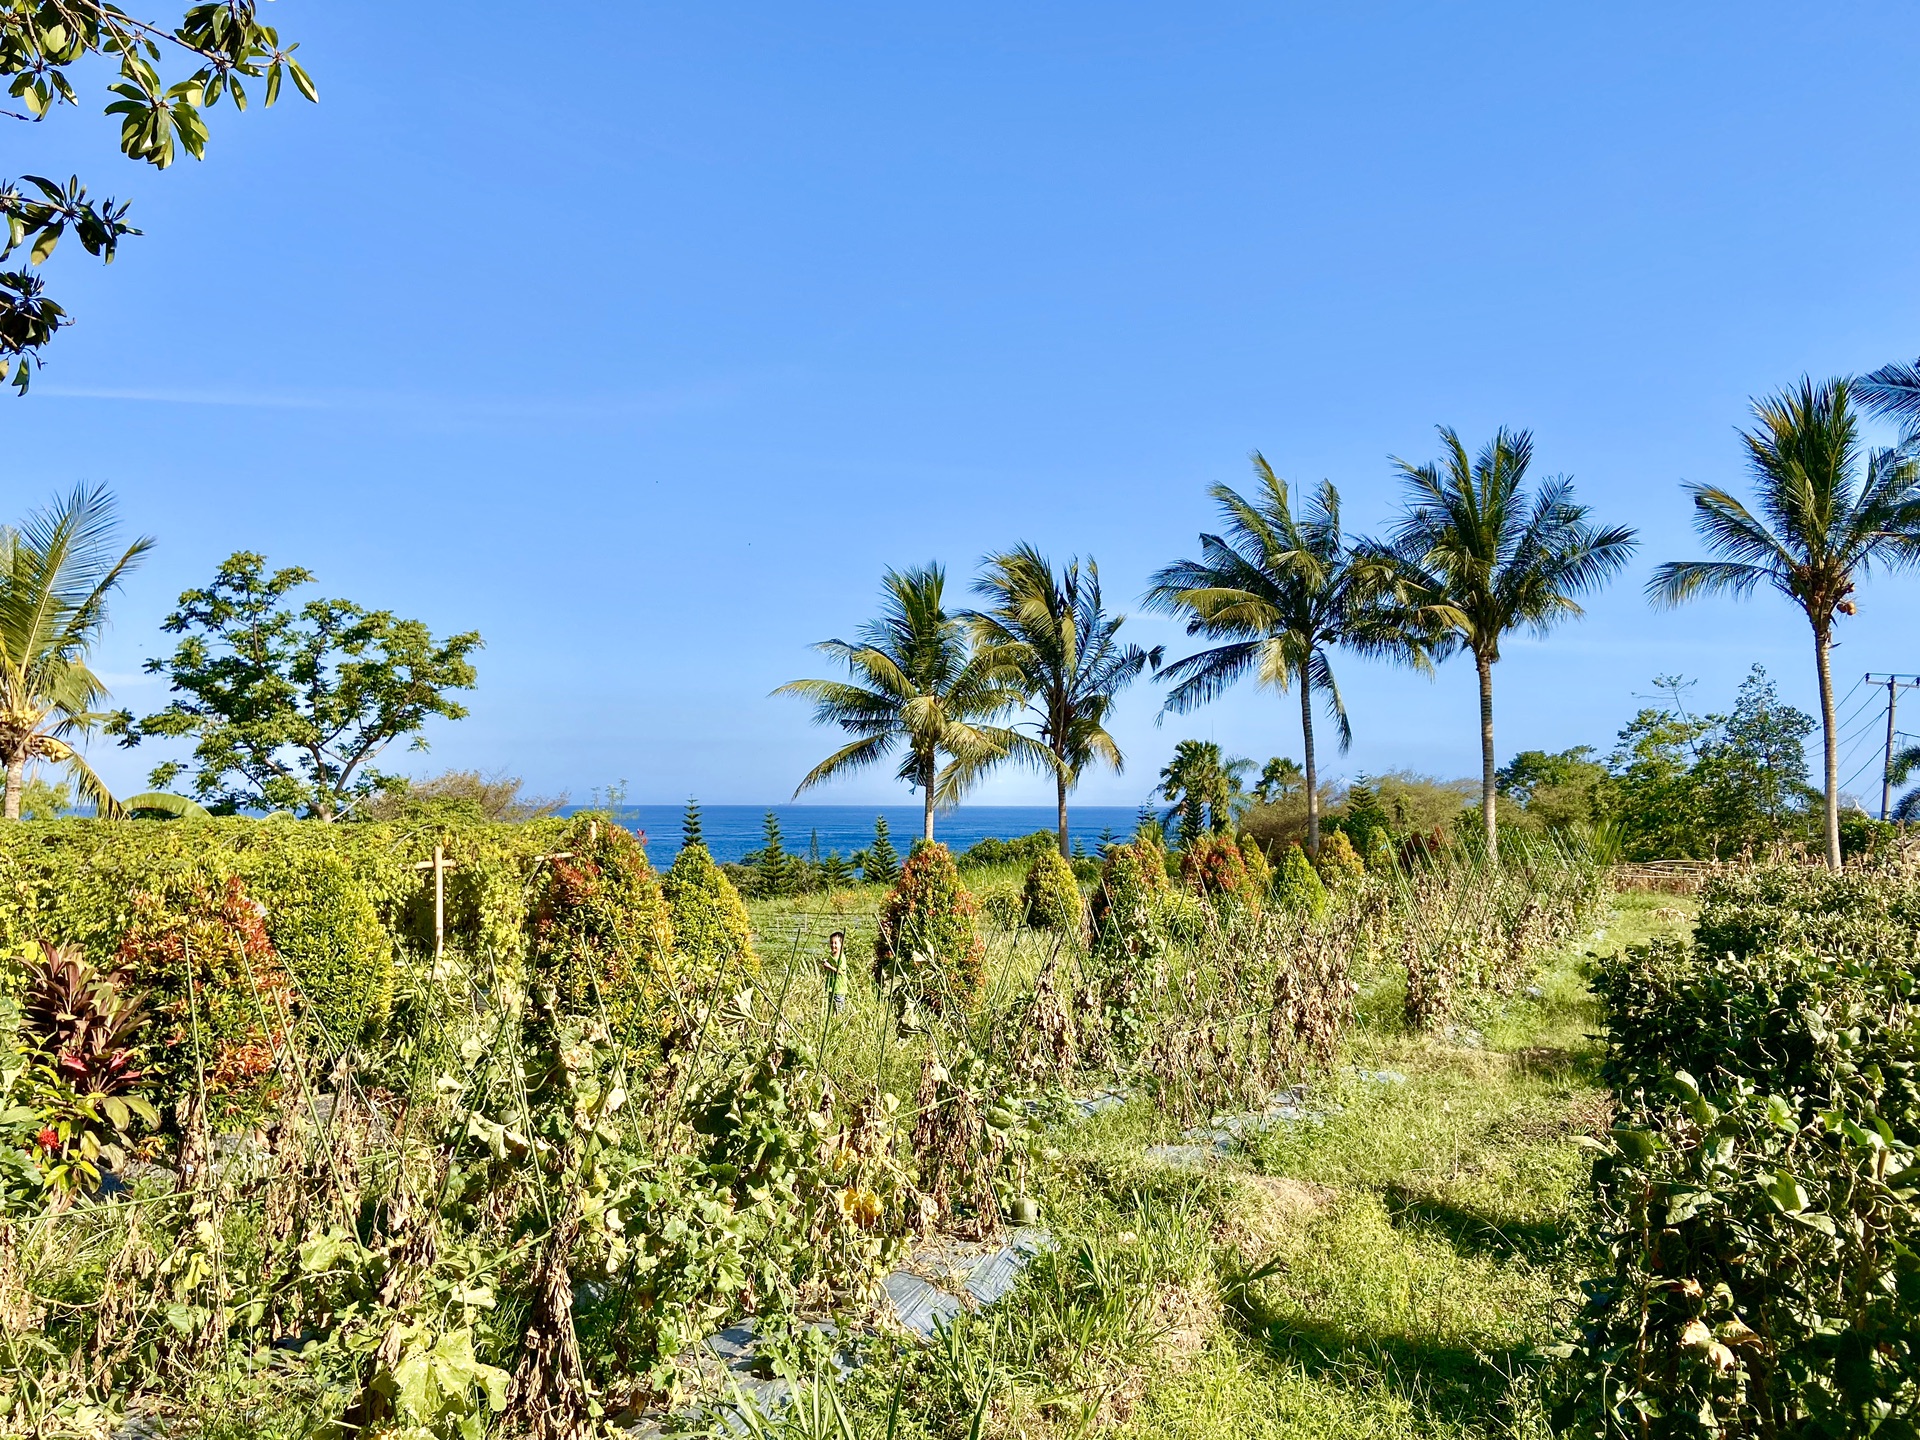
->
[{"left": 780, "top": 887, "right": 1697, "bottom": 1440}]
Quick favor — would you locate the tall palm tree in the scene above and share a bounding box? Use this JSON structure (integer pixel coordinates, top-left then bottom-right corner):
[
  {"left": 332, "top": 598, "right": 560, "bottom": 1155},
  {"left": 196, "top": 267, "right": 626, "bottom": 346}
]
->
[
  {"left": 0, "top": 485, "right": 152, "bottom": 819},
  {"left": 1383, "top": 427, "right": 1636, "bottom": 857},
  {"left": 1145, "top": 454, "right": 1417, "bottom": 854},
  {"left": 775, "top": 563, "right": 1039, "bottom": 844},
  {"left": 1156, "top": 738, "right": 1250, "bottom": 847},
  {"left": 1650, "top": 378, "right": 1920, "bottom": 868},
  {"left": 966, "top": 545, "right": 1160, "bottom": 857},
  {"left": 1889, "top": 744, "right": 1920, "bottom": 824}
]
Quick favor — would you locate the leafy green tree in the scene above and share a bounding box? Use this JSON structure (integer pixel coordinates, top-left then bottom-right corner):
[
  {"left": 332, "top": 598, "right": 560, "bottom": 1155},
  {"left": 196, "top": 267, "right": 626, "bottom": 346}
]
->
[
  {"left": 1602, "top": 670, "right": 1814, "bottom": 859},
  {"left": 819, "top": 852, "right": 856, "bottom": 890},
  {"left": 2, "top": 4, "right": 316, "bottom": 392},
  {"left": 1650, "top": 379, "right": 1920, "bottom": 867},
  {"left": 680, "top": 797, "right": 704, "bottom": 851},
  {"left": 1497, "top": 746, "right": 1607, "bottom": 832},
  {"left": 1888, "top": 746, "right": 1920, "bottom": 823},
  {"left": 863, "top": 815, "right": 900, "bottom": 885},
  {"left": 1383, "top": 426, "right": 1637, "bottom": 856},
  {"left": 776, "top": 564, "right": 1039, "bottom": 843},
  {"left": 967, "top": 545, "right": 1160, "bottom": 857},
  {"left": 1251, "top": 755, "right": 1303, "bottom": 805},
  {"left": 0, "top": 484, "right": 152, "bottom": 818},
  {"left": 749, "top": 811, "right": 795, "bottom": 898},
  {"left": 1156, "top": 739, "right": 1249, "bottom": 847},
  {"left": 1705, "top": 666, "right": 1815, "bottom": 842},
  {"left": 109, "top": 551, "right": 481, "bottom": 820},
  {"left": 17, "top": 775, "right": 69, "bottom": 818},
  {"left": 1337, "top": 781, "right": 1390, "bottom": 858},
  {"left": 359, "top": 769, "right": 559, "bottom": 823},
  {"left": 1147, "top": 455, "right": 1420, "bottom": 853}
]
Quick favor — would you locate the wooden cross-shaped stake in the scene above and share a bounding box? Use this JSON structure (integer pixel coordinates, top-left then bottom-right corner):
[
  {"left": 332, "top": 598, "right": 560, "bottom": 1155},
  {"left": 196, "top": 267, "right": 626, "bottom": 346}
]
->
[
  {"left": 410, "top": 824, "right": 598, "bottom": 964},
  {"left": 412, "top": 844, "right": 458, "bottom": 961}
]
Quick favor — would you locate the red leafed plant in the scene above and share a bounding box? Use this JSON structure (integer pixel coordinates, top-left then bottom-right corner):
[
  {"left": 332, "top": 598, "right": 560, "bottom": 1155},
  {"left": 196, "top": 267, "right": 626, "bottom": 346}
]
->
[
  {"left": 15, "top": 941, "right": 159, "bottom": 1206},
  {"left": 20, "top": 941, "right": 148, "bottom": 1096}
]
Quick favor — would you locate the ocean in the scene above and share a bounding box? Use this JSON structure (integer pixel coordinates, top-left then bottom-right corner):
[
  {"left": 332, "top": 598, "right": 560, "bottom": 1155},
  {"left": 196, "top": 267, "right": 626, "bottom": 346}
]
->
[{"left": 567, "top": 804, "right": 1147, "bottom": 865}]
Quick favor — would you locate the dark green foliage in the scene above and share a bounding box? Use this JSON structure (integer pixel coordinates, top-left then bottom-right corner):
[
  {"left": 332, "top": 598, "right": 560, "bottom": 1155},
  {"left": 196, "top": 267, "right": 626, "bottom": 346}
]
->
[
  {"left": 109, "top": 552, "right": 482, "bottom": 820},
  {"left": 960, "top": 830, "right": 1058, "bottom": 868},
  {"left": 1019, "top": 846, "right": 1083, "bottom": 933},
  {"left": 1496, "top": 746, "right": 1606, "bottom": 832},
  {"left": 863, "top": 815, "right": 900, "bottom": 886},
  {"left": 1562, "top": 863, "right": 1920, "bottom": 1435},
  {"left": 748, "top": 811, "right": 796, "bottom": 898},
  {"left": 680, "top": 797, "right": 704, "bottom": 850},
  {"left": 0, "top": 10, "right": 316, "bottom": 391},
  {"left": 249, "top": 849, "right": 393, "bottom": 1042},
  {"left": 873, "top": 842, "right": 983, "bottom": 1012},
  {"left": 1088, "top": 838, "right": 1169, "bottom": 959},
  {"left": 1270, "top": 843, "right": 1326, "bottom": 918},
  {"left": 530, "top": 819, "right": 674, "bottom": 1051},
  {"left": 1156, "top": 740, "right": 1249, "bottom": 848},
  {"left": 818, "top": 851, "right": 856, "bottom": 889},
  {"left": 1605, "top": 668, "right": 1816, "bottom": 860}
]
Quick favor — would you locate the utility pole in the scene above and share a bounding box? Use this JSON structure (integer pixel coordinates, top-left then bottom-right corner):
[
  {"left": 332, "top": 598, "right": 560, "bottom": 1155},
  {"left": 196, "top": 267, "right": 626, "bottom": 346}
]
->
[{"left": 1865, "top": 673, "right": 1920, "bottom": 820}]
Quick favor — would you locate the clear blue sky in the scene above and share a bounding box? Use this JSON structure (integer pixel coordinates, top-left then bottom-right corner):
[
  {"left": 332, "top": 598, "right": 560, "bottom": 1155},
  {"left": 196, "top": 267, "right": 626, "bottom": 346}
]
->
[{"left": 13, "top": 3, "right": 1920, "bottom": 808}]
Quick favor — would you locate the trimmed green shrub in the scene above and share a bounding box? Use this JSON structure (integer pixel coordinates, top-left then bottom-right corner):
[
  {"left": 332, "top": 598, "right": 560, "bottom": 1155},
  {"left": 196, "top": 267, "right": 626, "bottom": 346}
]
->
[
  {"left": 530, "top": 819, "right": 675, "bottom": 1050},
  {"left": 1314, "top": 830, "right": 1365, "bottom": 884},
  {"left": 662, "top": 842, "right": 756, "bottom": 988},
  {"left": 1180, "top": 833, "right": 1258, "bottom": 911},
  {"left": 1558, "top": 863, "right": 1920, "bottom": 1435},
  {"left": 1020, "top": 847, "right": 1083, "bottom": 933},
  {"left": 962, "top": 831, "right": 1058, "bottom": 869},
  {"left": 873, "top": 842, "right": 983, "bottom": 1013},
  {"left": 114, "top": 875, "right": 296, "bottom": 1132},
  {"left": 1088, "top": 839, "right": 1169, "bottom": 959},
  {"left": 1155, "top": 888, "right": 1210, "bottom": 945},
  {"left": 1271, "top": 843, "right": 1327, "bottom": 918},
  {"left": 1238, "top": 835, "right": 1273, "bottom": 896},
  {"left": 247, "top": 850, "right": 392, "bottom": 1042}
]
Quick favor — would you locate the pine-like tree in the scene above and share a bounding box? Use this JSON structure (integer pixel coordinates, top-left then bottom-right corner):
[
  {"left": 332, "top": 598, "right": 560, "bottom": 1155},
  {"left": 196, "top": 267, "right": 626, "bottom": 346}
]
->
[
  {"left": 820, "top": 852, "right": 856, "bottom": 889},
  {"left": 754, "top": 811, "right": 794, "bottom": 897},
  {"left": 864, "top": 815, "right": 900, "bottom": 885},
  {"left": 680, "top": 796, "right": 704, "bottom": 851},
  {"left": 1097, "top": 825, "right": 1117, "bottom": 855}
]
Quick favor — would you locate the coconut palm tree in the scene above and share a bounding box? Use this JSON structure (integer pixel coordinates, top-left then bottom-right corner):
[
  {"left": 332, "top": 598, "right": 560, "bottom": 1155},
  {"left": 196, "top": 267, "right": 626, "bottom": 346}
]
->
[
  {"left": 776, "top": 563, "right": 1040, "bottom": 844},
  {"left": 966, "top": 544, "right": 1160, "bottom": 857},
  {"left": 1650, "top": 378, "right": 1920, "bottom": 868},
  {"left": 1145, "top": 454, "right": 1418, "bottom": 854},
  {"left": 0, "top": 484, "right": 152, "bottom": 820},
  {"left": 1382, "top": 427, "right": 1636, "bottom": 857},
  {"left": 1888, "top": 745, "right": 1920, "bottom": 824}
]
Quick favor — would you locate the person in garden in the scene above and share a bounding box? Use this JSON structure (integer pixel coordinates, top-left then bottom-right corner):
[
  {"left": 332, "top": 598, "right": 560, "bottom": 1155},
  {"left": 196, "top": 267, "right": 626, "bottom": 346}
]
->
[{"left": 824, "top": 930, "right": 848, "bottom": 1011}]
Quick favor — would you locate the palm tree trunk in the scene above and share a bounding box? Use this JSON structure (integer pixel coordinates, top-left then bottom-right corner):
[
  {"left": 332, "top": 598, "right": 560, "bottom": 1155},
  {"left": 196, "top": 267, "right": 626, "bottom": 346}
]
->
[
  {"left": 1817, "top": 627, "right": 1841, "bottom": 868},
  {"left": 1056, "top": 761, "right": 1070, "bottom": 859},
  {"left": 922, "top": 755, "right": 936, "bottom": 846},
  {"left": 1476, "top": 650, "right": 1497, "bottom": 858},
  {"left": 1300, "top": 675, "right": 1319, "bottom": 856},
  {"left": 2, "top": 752, "right": 21, "bottom": 821}
]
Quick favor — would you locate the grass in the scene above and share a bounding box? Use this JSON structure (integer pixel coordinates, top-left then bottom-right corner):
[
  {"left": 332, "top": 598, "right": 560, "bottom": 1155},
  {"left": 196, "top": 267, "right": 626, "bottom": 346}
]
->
[{"left": 773, "top": 886, "right": 1697, "bottom": 1440}]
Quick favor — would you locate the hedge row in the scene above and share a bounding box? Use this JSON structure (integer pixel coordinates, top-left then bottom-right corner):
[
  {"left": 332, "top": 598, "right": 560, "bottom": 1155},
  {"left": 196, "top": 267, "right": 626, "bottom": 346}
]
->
[
  {"left": 1559, "top": 863, "right": 1920, "bottom": 1436},
  {"left": 0, "top": 817, "right": 752, "bottom": 1051}
]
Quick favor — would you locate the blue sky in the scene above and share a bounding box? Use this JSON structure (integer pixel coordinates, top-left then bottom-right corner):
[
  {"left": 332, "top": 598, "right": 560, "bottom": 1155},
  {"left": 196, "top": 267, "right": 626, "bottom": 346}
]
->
[{"left": 13, "top": 3, "right": 1920, "bottom": 808}]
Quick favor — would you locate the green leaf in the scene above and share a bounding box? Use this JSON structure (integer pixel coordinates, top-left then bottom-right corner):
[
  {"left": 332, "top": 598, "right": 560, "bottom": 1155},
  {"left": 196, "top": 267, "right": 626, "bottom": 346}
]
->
[{"left": 1765, "top": 1168, "right": 1808, "bottom": 1214}]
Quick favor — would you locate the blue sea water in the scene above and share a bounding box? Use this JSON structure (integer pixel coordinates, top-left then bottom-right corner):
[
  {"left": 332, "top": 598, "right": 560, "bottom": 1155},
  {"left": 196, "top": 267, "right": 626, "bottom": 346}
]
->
[{"left": 565, "top": 804, "right": 1147, "bottom": 865}]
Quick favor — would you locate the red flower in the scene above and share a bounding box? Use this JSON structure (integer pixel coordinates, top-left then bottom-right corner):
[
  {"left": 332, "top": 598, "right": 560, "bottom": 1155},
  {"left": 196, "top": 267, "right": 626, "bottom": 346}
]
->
[{"left": 34, "top": 1128, "right": 58, "bottom": 1151}]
